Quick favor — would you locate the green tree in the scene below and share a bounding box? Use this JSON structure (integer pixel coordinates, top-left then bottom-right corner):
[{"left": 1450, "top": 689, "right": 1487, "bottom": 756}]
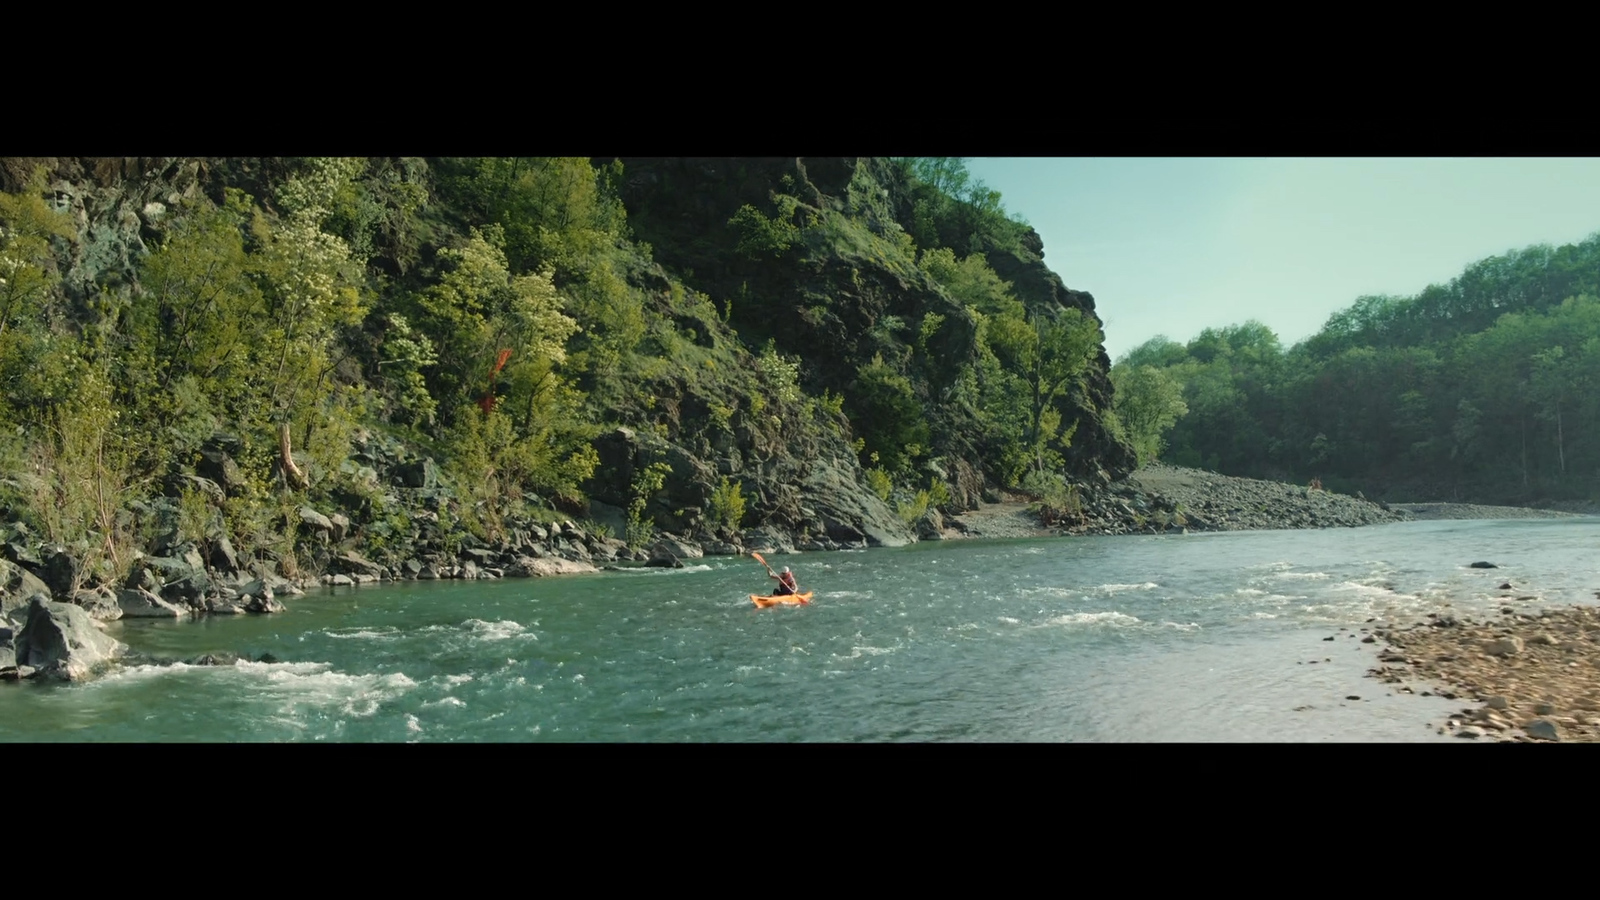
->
[
  {"left": 849, "top": 353, "right": 929, "bottom": 477},
  {"left": 1111, "top": 363, "right": 1189, "bottom": 466},
  {"left": 990, "top": 308, "right": 1101, "bottom": 470},
  {"left": 122, "top": 194, "right": 265, "bottom": 461}
]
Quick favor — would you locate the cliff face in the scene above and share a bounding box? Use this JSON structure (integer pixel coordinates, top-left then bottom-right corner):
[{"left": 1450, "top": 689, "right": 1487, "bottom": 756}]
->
[{"left": 603, "top": 157, "right": 1137, "bottom": 489}]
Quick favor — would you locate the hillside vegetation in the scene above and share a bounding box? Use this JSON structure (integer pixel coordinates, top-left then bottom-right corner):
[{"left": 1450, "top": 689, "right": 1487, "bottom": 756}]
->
[{"left": 0, "top": 156, "right": 1135, "bottom": 606}]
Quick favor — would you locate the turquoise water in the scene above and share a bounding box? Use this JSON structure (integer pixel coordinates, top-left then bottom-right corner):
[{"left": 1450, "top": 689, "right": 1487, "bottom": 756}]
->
[{"left": 4, "top": 517, "right": 1596, "bottom": 741}]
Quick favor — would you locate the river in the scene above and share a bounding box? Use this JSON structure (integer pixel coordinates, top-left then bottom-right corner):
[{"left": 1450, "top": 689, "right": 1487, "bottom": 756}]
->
[{"left": 4, "top": 517, "right": 1596, "bottom": 741}]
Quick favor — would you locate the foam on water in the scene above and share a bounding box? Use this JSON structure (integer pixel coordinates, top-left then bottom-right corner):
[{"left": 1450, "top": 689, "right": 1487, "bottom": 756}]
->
[
  {"left": 1096, "top": 582, "right": 1160, "bottom": 593},
  {"left": 618, "top": 563, "right": 713, "bottom": 574},
  {"left": 323, "top": 627, "right": 402, "bottom": 641},
  {"left": 837, "top": 645, "right": 897, "bottom": 659},
  {"left": 93, "top": 659, "right": 425, "bottom": 724},
  {"left": 1022, "top": 587, "right": 1081, "bottom": 599},
  {"left": 1333, "top": 581, "right": 1416, "bottom": 600},
  {"left": 461, "top": 619, "right": 536, "bottom": 641},
  {"left": 1038, "top": 611, "right": 1142, "bottom": 628},
  {"left": 91, "top": 662, "right": 197, "bottom": 685}
]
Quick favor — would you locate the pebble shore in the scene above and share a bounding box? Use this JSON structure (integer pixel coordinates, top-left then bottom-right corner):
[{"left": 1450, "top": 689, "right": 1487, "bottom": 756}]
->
[{"left": 1366, "top": 603, "right": 1600, "bottom": 742}]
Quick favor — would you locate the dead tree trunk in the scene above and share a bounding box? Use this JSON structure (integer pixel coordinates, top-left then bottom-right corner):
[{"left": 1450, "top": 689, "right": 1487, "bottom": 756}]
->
[{"left": 279, "top": 421, "right": 308, "bottom": 491}]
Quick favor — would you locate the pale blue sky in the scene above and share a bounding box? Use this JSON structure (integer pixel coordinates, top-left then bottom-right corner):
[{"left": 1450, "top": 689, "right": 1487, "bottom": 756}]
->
[{"left": 964, "top": 158, "right": 1600, "bottom": 362}]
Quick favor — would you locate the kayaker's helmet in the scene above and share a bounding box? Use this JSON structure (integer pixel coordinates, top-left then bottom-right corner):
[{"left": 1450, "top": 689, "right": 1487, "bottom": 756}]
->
[{"left": 783, "top": 566, "right": 791, "bottom": 573}]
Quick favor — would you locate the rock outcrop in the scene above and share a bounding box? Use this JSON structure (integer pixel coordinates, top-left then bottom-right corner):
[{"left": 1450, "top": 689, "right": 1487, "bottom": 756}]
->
[
  {"left": 603, "top": 156, "right": 1139, "bottom": 501},
  {"left": 7, "top": 598, "right": 127, "bottom": 681}
]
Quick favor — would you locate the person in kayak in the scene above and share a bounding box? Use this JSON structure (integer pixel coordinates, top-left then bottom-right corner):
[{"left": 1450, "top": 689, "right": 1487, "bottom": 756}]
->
[{"left": 770, "top": 565, "right": 799, "bottom": 596}]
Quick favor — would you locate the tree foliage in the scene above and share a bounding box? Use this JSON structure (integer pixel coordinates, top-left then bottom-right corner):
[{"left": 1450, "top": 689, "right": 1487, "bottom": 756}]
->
[{"left": 1124, "top": 230, "right": 1600, "bottom": 503}]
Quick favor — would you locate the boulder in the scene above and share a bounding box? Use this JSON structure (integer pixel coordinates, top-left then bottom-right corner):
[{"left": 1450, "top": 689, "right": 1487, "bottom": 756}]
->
[
  {"left": 393, "top": 458, "right": 439, "bottom": 488},
  {"left": 207, "top": 596, "right": 248, "bottom": 614},
  {"left": 13, "top": 598, "right": 126, "bottom": 681},
  {"left": 330, "top": 551, "right": 384, "bottom": 579},
  {"left": 650, "top": 536, "right": 702, "bottom": 560},
  {"left": 41, "top": 545, "right": 82, "bottom": 600},
  {"left": 234, "top": 577, "right": 283, "bottom": 602},
  {"left": 557, "top": 542, "right": 593, "bottom": 563},
  {"left": 124, "top": 564, "right": 162, "bottom": 594},
  {"left": 73, "top": 588, "right": 123, "bottom": 621},
  {"left": 246, "top": 594, "right": 285, "bottom": 614},
  {"left": 298, "top": 506, "right": 334, "bottom": 534},
  {"left": 143, "top": 549, "right": 210, "bottom": 605},
  {"left": 208, "top": 534, "right": 240, "bottom": 575},
  {"left": 1, "top": 558, "right": 53, "bottom": 620},
  {"left": 164, "top": 473, "right": 225, "bottom": 504},
  {"left": 517, "top": 557, "right": 598, "bottom": 577},
  {"left": 196, "top": 448, "right": 247, "bottom": 496},
  {"left": 118, "top": 588, "right": 189, "bottom": 618}
]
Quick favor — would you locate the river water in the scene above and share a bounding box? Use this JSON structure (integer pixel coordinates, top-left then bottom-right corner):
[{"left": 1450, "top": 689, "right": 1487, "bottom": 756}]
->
[{"left": 4, "top": 517, "right": 1597, "bottom": 741}]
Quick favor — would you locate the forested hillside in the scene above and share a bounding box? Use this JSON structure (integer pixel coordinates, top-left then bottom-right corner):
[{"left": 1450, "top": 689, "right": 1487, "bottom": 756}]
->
[
  {"left": 1109, "top": 232, "right": 1600, "bottom": 505},
  {"left": 0, "top": 157, "right": 1135, "bottom": 608}
]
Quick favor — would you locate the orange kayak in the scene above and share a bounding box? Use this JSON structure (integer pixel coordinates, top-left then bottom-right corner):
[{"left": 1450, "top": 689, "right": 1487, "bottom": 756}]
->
[{"left": 751, "top": 591, "right": 813, "bottom": 608}]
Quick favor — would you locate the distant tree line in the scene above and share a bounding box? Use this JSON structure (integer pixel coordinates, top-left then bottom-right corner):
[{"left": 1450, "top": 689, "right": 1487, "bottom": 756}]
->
[{"left": 1109, "top": 231, "right": 1600, "bottom": 504}]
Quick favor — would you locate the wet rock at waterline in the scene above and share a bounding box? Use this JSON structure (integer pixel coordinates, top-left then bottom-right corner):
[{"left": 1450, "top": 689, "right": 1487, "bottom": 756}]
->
[{"left": 7, "top": 598, "right": 126, "bottom": 682}]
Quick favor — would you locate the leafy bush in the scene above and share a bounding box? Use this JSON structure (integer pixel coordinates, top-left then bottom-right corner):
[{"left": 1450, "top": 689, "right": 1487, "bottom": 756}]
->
[
  {"left": 865, "top": 465, "right": 892, "bottom": 501},
  {"left": 708, "top": 476, "right": 746, "bottom": 535},
  {"left": 729, "top": 195, "right": 804, "bottom": 259},
  {"left": 626, "top": 460, "right": 672, "bottom": 547},
  {"left": 1022, "top": 469, "right": 1083, "bottom": 526}
]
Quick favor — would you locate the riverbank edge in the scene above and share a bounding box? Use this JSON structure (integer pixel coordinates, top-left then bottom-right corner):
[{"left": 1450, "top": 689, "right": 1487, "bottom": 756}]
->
[{"left": 5, "top": 461, "right": 1595, "bottom": 685}]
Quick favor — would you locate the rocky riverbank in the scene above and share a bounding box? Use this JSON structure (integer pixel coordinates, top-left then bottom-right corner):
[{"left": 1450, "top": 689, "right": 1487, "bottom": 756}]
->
[
  {"left": 935, "top": 465, "right": 1419, "bottom": 543},
  {"left": 977, "top": 463, "right": 1413, "bottom": 538},
  {"left": 936, "top": 464, "right": 1600, "bottom": 542},
  {"left": 5, "top": 447, "right": 1591, "bottom": 685},
  {"left": 1365, "top": 604, "right": 1600, "bottom": 742},
  {"left": 1385, "top": 502, "right": 1592, "bottom": 521}
]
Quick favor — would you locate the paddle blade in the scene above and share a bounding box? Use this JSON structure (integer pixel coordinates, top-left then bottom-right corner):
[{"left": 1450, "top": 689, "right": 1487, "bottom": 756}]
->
[{"left": 751, "top": 551, "right": 767, "bottom": 567}]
